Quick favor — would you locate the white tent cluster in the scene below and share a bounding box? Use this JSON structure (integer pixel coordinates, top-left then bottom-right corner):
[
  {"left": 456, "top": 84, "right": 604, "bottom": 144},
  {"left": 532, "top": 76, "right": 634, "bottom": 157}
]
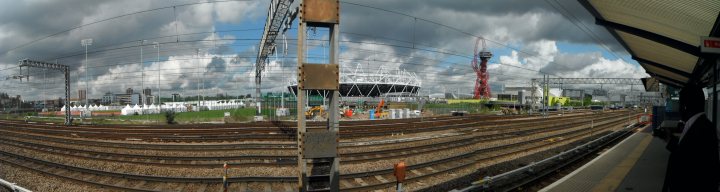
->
[
  {"left": 118, "top": 100, "right": 246, "bottom": 116},
  {"left": 120, "top": 104, "right": 187, "bottom": 115},
  {"left": 197, "top": 100, "right": 246, "bottom": 111},
  {"left": 60, "top": 104, "right": 113, "bottom": 112}
]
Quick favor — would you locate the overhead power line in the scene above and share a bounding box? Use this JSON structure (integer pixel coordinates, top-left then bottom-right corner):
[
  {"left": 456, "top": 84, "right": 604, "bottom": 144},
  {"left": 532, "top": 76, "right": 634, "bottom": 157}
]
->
[{"left": 1, "top": 0, "right": 252, "bottom": 55}]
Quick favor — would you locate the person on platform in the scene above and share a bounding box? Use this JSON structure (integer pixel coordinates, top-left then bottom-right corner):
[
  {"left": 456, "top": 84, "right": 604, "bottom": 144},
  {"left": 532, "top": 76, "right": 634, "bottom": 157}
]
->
[{"left": 664, "top": 84, "right": 719, "bottom": 191}]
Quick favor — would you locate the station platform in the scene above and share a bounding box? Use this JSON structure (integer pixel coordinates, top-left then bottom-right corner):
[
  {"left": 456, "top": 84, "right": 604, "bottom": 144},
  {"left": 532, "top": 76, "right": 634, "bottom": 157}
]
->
[{"left": 540, "top": 126, "right": 669, "bottom": 192}]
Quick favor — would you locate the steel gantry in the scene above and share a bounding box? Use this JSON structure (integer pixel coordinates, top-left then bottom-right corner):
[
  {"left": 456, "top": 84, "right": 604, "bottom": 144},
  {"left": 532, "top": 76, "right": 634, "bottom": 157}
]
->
[
  {"left": 296, "top": 0, "right": 340, "bottom": 191},
  {"left": 18, "top": 59, "right": 71, "bottom": 125},
  {"left": 255, "top": 0, "right": 296, "bottom": 117}
]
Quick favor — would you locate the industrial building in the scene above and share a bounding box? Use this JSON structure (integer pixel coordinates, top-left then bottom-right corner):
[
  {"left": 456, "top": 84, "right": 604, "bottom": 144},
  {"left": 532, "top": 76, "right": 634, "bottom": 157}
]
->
[{"left": 101, "top": 88, "right": 155, "bottom": 105}]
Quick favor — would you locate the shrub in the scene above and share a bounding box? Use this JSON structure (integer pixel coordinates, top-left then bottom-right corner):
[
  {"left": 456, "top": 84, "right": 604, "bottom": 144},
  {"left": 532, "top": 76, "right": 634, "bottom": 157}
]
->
[{"left": 164, "top": 111, "right": 177, "bottom": 124}]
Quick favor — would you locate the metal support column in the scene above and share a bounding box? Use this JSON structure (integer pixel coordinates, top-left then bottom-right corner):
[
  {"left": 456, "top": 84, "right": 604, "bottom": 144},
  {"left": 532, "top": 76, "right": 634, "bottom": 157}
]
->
[
  {"left": 18, "top": 59, "right": 71, "bottom": 125},
  {"left": 714, "top": 58, "right": 718, "bottom": 123},
  {"left": 64, "top": 67, "right": 70, "bottom": 125},
  {"left": 297, "top": 0, "right": 340, "bottom": 191}
]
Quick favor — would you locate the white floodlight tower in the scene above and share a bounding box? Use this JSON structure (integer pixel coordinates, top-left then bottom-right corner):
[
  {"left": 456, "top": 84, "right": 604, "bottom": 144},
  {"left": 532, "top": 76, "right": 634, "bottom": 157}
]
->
[
  {"left": 140, "top": 40, "right": 147, "bottom": 107},
  {"left": 154, "top": 42, "right": 160, "bottom": 105},
  {"left": 81, "top": 38, "right": 92, "bottom": 107},
  {"left": 196, "top": 48, "right": 201, "bottom": 109}
]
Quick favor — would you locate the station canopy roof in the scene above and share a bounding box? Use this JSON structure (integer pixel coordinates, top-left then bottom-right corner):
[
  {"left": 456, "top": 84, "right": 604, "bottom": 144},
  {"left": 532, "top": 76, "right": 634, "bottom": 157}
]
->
[{"left": 580, "top": 0, "right": 720, "bottom": 88}]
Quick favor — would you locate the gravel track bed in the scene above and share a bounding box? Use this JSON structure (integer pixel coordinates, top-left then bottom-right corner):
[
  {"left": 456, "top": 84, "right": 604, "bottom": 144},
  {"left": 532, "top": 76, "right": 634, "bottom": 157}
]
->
[
  {"left": 0, "top": 144, "right": 295, "bottom": 177},
  {"left": 341, "top": 127, "right": 464, "bottom": 143},
  {"left": 339, "top": 117, "right": 623, "bottom": 174},
  {"left": 409, "top": 123, "right": 623, "bottom": 191},
  {"left": 0, "top": 162, "right": 112, "bottom": 192},
  {"left": 339, "top": 113, "right": 618, "bottom": 153},
  {"left": 2, "top": 136, "right": 295, "bottom": 157},
  {"left": 340, "top": 130, "right": 467, "bottom": 153},
  {"left": 2, "top": 113, "right": 628, "bottom": 159},
  {"left": 0, "top": 128, "right": 295, "bottom": 145}
]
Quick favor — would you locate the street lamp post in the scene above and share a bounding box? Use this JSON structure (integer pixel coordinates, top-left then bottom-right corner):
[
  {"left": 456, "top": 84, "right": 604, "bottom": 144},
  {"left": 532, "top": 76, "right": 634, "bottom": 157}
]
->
[
  {"left": 154, "top": 42, "right": 160, "bottom": 106},
  {"left": 196, "top": 49, "right": 201, "bottom": 111},
  {"left": 140, "top": 40, "right": 147, "bottom": 107},
  {"left": 81, "top": 38, "right": 92, "bottom": 107}
]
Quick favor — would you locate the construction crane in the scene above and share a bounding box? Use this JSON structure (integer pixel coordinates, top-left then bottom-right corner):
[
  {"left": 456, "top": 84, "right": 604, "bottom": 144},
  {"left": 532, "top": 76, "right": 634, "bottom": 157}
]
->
[
  {"left": 374, "top": 99, "right": 388, "bottom": 118},
  {"left": 472, "top": 38, "right": 492, "bottom": 99}
]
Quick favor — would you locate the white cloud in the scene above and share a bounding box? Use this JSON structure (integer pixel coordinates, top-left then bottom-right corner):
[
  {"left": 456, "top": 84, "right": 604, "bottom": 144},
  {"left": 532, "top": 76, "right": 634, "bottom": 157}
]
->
[
  {"left": 214, "top": 1, "right": 264, "bottom": 23},
  {"left": 488, "top": 40, "right": 646, "bottom": 90}
]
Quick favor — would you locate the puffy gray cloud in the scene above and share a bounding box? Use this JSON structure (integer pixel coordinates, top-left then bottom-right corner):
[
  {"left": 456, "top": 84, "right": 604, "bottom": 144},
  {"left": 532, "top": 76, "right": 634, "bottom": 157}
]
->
[
  {"left": 0, "top": 0, "right": 265, "bottom": 99},
  {"left": 0, "top": 0, "right": 645, "bottom": 100},
  {"left": 339, "top": 0, "right": 623, "bottom": 53}
]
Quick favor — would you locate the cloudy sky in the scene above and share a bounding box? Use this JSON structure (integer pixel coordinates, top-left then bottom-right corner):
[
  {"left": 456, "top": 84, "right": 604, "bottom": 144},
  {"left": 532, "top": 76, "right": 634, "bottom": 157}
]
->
[{"left": 0, "top": 0, "right": 648, "bottom": 101}]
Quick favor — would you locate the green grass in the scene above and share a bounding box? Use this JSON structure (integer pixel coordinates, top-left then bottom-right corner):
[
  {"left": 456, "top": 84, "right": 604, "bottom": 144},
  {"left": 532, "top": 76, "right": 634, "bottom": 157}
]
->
[
  {"left": 99, "top": 108, "right": 258, "bottom": 124},
  {"left": 424, "top": 103, "right": 486, "bottom": 109},
  {"left": 9, "top": 108, "right": 259, "bottom": 125}
]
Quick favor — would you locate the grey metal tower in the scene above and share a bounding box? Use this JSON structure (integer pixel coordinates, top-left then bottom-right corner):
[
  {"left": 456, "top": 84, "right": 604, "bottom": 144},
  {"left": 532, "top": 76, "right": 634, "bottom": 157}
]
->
[{"left": 296, "top": 0, "right": 341, "bottom": 191}]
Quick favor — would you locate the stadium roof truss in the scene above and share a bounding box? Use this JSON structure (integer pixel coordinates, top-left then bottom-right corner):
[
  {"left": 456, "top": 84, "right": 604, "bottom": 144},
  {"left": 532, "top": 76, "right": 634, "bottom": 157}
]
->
[{"left": 289, "top": 64, "right": 422, "bottom": 97}]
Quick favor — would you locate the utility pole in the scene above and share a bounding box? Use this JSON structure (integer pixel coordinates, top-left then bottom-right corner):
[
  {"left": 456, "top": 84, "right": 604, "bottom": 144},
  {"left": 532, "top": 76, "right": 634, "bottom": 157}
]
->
[{"left": 81, "top": 38, "right": 92, "bottom": 107}]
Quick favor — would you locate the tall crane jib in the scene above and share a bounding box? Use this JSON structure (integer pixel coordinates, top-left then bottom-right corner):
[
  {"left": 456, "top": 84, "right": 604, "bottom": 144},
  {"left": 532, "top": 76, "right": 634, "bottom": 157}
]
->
[{"left": 472, "top": 38, "right": 492, "bottom": 99}]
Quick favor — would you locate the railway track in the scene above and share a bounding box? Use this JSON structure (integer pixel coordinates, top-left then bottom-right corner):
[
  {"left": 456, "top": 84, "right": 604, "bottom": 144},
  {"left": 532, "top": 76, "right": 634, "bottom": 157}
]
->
[
  {"left": 0, "top": 151, "right": 295, "bottom": 191},
  {"left": 0, "top": 111, "right": 600, "bottom": 146},
  {"left": 341, "top": 115, "right": 633, "bottom": 191},
  {"left": 0, "top": 112, "right": 633, "bottom": 169},
  {"left": 0, "top": 112, "right": 634, "bottom": 191},
  {"left": 0, "top": 111, "right": 594, "bottom": 142}
]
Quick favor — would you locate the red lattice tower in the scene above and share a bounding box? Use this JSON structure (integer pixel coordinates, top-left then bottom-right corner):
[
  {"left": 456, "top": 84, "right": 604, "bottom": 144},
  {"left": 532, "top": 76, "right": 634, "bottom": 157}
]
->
[{"left": 472, "top": 38, "right": 493, "bottom": 99}]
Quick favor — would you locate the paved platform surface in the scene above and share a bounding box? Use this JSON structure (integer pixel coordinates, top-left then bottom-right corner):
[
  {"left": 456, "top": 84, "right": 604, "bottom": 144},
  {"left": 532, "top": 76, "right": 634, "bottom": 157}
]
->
[{"left": 540, "top": 127, "right": 669, "bottom": 192}]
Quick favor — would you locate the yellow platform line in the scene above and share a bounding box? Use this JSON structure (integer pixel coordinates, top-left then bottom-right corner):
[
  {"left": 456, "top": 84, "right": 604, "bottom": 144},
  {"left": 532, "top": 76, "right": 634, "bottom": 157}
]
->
[{"left": 591, "top": 133, "right": 653, "bottom": 192}]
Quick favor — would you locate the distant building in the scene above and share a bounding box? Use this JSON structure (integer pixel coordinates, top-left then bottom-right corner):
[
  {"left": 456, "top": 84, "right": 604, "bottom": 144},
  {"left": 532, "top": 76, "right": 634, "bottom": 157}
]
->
[
  {"left": 562, "top": 89, "right": 585, "bottom": 100},
  {"left": 114, "top": 92, "right": 142, "bottom": 105},
  {"left": 592, "top": 89, "right": 608, "bottom": 96},
  {"left": 172, "top": 93, "right": 181, "bottom": 101},
  {"left": 494, "top": 86, "right": 540, "bottom": 105},
  {"left": 108, "top": 88, "right": 155, "bottom": 105},
  {"left": 102, "top": 92, "right": 115, "bottom": 104},
  {"left": 78, "top": 89, "right": 86, "bottom": 102}
]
